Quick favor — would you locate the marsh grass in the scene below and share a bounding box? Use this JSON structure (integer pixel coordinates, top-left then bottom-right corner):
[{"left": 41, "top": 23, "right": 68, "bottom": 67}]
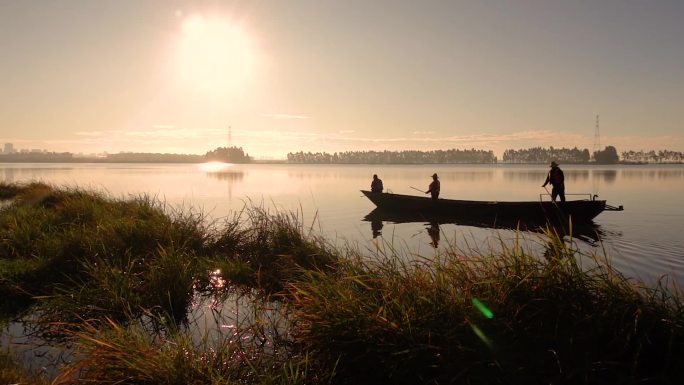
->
[
  {"left": 288, "top": 230, "right": 684, "bottom": 384},
  {"left": 0, "top": 349, "right": 47, "bottom": 385},
  {"left": 0, "top": 182, "right": 209, "bottom": 323},
  {"left": 2, "top": 182, "right": 684, "bottom": 384},
  {"left": 51, "top": 300, "right": 333, "bottom": 385},
  {"left": 205, "top": 205, "right": 338, "bottom": 293}
]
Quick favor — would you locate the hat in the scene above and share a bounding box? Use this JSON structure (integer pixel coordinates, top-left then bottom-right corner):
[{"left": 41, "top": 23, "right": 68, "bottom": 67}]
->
[
  {"left": 550, "top": 161, "right": 558, "bottom": 167},
  {"left": 432, "top": 173, "right": 439, "bottom": 178}
]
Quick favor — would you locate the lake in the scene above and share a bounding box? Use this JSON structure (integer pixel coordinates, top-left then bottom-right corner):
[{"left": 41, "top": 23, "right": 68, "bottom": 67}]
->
[{"left": 2, "top": 162, "right": 683, "bottom": 288}]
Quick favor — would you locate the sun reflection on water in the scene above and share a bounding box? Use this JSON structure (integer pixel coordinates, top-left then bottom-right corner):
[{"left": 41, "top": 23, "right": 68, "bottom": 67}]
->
[{"left": 198, "top": 161, "right": 234, "bottom": 173}]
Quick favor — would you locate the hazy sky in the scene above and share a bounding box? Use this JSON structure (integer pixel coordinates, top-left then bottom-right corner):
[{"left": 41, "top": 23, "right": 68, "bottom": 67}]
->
[{"left": 2, "top": 0, "right": 683, "bottom": 159}]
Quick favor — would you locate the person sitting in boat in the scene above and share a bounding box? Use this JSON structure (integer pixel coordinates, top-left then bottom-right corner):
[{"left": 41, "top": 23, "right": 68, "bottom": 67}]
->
[
  {"left": 370, "top": 174, "right": 384, "bottom": 193},
  {"left": 542, "top": 161, "right": 565, "bottom": 202},
  {"left": 425, "top": 173, "right": 440, "bottom": 199}
]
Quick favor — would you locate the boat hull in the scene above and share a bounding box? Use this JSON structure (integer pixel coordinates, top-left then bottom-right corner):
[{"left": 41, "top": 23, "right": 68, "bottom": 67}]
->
[{"left": 361, "top": 190, "right": 607, "bottom": 225}]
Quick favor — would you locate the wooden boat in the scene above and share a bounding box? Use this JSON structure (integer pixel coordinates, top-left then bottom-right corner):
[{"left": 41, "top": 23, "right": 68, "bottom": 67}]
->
[{"left": 361, "top": 190, "right": 623, "bottom": 225}]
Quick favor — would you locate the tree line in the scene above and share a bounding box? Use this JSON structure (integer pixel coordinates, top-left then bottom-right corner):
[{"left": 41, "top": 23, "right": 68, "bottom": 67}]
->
[
  {"left": 0, "top": 146, "right": 253, "bottom": 164},
  {"left": 502, "top": 146, "right": 622, "bottom": 164},
  {"left": 621, "top": 150, "right": 684, "bottom": 164},
  {"left": 287, "top": 149, "right": 497, "bottom": 164}
]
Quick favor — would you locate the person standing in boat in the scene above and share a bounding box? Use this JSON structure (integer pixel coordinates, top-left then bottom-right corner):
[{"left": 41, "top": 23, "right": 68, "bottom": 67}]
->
[
  {"left": 425, "top": 173, "right": 440, "bottom": 199},
  {"left": 542, "top": 161, "right": 565, "bottom": 202},
  {"left": 370, "top": 174, "right": 384, "bottom": 193}
]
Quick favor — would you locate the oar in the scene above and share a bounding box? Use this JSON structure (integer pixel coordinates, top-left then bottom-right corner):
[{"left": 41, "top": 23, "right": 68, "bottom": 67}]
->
[{"left": 409, "top": 186, "right": 424, "bottom": 194}]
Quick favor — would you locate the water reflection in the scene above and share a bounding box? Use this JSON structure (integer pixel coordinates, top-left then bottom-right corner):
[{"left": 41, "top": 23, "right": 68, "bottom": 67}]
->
[
  {"left": 4, "top": 167, "right": 15, "bottom": 182},
  {"left": 502, "top": 170, "right": 547, "bottom": 182},
  {"left": 593, "top": 170, "right": 617, "bottom": 183},
  {"left": 1, "top": 268, "right": 289, "bottom": 381},
  {"left": 427, "top": 222, "right": 440, "bottom": 248},
  {"left": 370, "top": 215, "right": 383, "bottom": 238},
  {"left": 503, "top": 169, "right": 591, "bottom": 182},
  {"left": 363, "top": 208, "right": 606, "bottom": 246},
  {"left": 620, "top": 168, "right": 684, "bottom": 180},
  {"left": 0, "top": 166, "right": 74, "bottom": 181},
  {"left": 205, "top": 170, "right": 245, "bottom": 182},
  {"left": 441, "top": 170, "right": 495, "bottom": 182}
]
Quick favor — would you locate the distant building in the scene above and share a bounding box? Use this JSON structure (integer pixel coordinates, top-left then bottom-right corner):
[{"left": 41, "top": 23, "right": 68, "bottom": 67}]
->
[{"left": 3, "top": 143, "right": 14, "bottom": 154}]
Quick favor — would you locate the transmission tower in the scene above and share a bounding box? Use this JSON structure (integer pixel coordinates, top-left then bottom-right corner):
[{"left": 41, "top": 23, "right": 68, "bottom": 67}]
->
[
  {"left": 228, "top": 125, "right": 232, "bottom": 148},
  {"left": 593, "top": 115, "right": 600, "bottom": 160}
]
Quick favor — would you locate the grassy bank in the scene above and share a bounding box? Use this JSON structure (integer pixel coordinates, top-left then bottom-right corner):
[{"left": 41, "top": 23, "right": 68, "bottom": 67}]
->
[{"left": 1, "top": 182, "right": 683, "bottom": 384}]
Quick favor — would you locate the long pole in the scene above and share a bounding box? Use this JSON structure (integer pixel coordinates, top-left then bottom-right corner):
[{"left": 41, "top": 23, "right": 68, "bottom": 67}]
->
[{"left": 410, "top": 186, "right": 424, "bottom": 193}]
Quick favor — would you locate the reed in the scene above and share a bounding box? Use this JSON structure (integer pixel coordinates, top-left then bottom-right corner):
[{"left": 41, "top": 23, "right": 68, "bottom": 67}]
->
[
  {"left": 205, "top": 205, "right": 338, "bottom": 293},
  {"left": 0, "top": 350, "right": 47, "bottom": 385},
  {"left": 288, "top": 234, "right": 684, "bottom": 384},
  {"left": 0, "top": 182, "right": 337, "bottom": 324},
  {"left": 51, "top": 305, "right": 332, "bottom": 385},
  {"left": 0, "top": 182, "right": 208, "bottom": 321},
  {"left": 2, "top": 182, "right": 683, "bottom": 384}
]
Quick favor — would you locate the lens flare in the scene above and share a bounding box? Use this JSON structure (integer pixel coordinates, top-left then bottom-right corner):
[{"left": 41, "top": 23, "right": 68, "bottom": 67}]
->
[{"left": 472, "top": 297, "right": 493, "bottom": 319}]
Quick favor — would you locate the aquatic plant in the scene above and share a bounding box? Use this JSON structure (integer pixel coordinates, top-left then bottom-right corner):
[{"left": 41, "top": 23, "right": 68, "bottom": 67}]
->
[
  {"left": 1, "top": 182, "right": 683, "bottom": 384},
  {"left": 288, "top": 235, "right": 684, "bottom": 384}
]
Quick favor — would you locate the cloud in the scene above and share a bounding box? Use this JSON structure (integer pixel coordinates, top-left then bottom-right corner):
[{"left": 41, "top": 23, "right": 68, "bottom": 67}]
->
[
  {"left": 263, "top": 113, "right": 311, "bottom": 120},
  {"left": 338, "top": 130, "right": 356, "bottom": 134},
  {"left": 74, "top": 131, "right": 105, "bottom": 137}
]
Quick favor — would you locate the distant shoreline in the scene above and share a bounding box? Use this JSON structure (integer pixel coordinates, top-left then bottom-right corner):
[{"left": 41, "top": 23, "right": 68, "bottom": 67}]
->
[
  {"left": 1, "top": 152, "right": 682, "bottom": 165},
  {"left": 1, "top": 158, "right": 681, "bottom": 165}
]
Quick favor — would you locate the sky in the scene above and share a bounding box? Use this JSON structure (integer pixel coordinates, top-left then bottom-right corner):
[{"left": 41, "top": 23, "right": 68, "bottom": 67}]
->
[{"left": 1, "top": 0, "right": 683, "bottom": 159}]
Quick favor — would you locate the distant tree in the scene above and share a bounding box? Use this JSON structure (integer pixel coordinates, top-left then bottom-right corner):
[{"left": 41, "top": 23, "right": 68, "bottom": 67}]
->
[
  {"left": 285, "top": 149, "right": 496, "bottom": 164},
  {"left": 204, "top": 146, "right": 252, "bottom": 163},
  {"left": 593, "top": 146, "right": 619, "bottom": 164},
  {"left": 501, "top": 146, "right": 591, "bottom": 164}
]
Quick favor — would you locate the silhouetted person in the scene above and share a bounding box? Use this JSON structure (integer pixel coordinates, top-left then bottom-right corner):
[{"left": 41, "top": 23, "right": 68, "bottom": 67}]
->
[
  {"left": 542, "top": 161, "right": 565, "bottom": 202},
  {"left": 427, "top": 222, "right": 440, "bottom": 248},
  {"left": 425, "top": 173, "right": 440, "bottom": 199},
  {"left": 371, "top": 216, "right": 383, "bottom": 238},
  {"left": 371, "top": 174, "right": 384, "bottom": 193}
]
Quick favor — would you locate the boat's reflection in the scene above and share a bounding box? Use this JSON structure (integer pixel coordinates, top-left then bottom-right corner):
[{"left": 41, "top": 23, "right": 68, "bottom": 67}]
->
[{"left": 364, "top": 208, "right": 607, "bottom": 247}]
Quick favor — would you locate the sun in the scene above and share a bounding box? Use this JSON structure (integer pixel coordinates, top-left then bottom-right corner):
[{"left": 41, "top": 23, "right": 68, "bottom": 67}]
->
[{"left": 176, "top": 15, "right": 256, "bottom": 97}]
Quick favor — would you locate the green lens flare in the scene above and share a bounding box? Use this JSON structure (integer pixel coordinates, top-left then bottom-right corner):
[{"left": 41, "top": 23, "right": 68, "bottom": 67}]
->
[
  {"left": 472, "top": 297, "right": 493, "bottom": 319},
  {"left": 470, "top": 324, "right": 493, "bottom": 348}
]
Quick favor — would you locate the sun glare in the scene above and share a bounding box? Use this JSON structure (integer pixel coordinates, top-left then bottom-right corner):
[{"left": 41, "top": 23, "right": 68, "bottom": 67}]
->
[
  {"left": 198, "top": 161, "right": 234, "bottom": 172},
  {"left": 176, "top": 15, "right": 256, "bottom": 96}
]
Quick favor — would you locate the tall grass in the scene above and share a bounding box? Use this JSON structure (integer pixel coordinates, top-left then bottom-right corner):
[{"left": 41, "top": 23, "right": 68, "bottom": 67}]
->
[
  {"left": 51, "top": 303, "right": 333, "bottom": 385},
  {"left": 288, "top": 236, "right": 684, "bottom": 384},
  {"left": 0, "top": 182, "right": 208, "bottom": 322},
  {"left": 0, "top": 350, "right": 47, "bottom": 385},
  {"left": 1, "top": 182, "right": 683, "bottom": 384},
  {"left": 206, "top": 205, "right": 338, "bottom": 293},
  {"left": 0, "top": 182, "right": 337, "bottom": 324}
]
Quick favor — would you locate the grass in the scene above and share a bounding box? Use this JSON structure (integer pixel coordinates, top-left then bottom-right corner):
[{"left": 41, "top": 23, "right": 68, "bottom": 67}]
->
[
  {"left": 1, "top": 181, "right": 683, "bottom": 384},
  {"left": 0, "top": 349, "right": 47, "bottom": 385},
  {"left": 289, "top": 242, "right": 684, "bottom": 384}
]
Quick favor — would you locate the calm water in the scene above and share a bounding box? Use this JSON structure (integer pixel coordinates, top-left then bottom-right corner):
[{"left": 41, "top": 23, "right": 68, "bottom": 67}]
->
[{"left": 2, "top": 162, "right": 684, "bottom": 287}]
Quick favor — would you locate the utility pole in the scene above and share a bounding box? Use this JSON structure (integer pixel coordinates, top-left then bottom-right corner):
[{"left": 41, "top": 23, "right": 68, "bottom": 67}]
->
[
  {"left": 228, "top": 125, "right": 232, "bottom": 148},
  {"left": 593, "top": 115, "right": 600, "bottom": 161}
]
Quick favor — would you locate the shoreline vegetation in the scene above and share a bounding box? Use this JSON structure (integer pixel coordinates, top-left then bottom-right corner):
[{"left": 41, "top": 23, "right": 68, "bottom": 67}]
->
[
  {"left": 1, "top": 182, "right": 683, "bottom": 384},
  {"left": 1, "top": 146, "right": 683, "bottom": 165}
]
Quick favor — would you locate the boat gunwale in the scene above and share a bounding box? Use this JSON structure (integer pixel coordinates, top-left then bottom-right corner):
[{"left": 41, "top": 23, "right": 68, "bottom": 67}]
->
[{"left": 360, "top": 190, "right": 605, "bottom": 205}]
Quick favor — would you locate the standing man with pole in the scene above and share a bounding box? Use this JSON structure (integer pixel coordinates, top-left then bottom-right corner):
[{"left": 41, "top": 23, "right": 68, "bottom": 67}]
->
[{"left": 542, "top": 161, "right": 565, "bottom": 202}]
